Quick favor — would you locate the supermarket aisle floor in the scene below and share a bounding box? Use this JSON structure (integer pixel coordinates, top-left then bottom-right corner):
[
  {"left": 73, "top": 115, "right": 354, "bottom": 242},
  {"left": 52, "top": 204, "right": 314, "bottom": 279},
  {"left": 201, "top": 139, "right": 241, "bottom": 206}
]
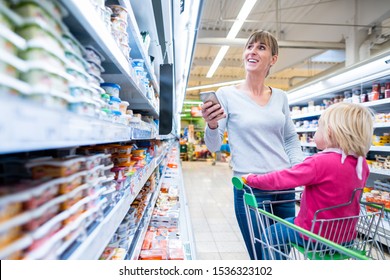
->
[{"left": 181, "top": 160, "right": 250, "bottom": 260}]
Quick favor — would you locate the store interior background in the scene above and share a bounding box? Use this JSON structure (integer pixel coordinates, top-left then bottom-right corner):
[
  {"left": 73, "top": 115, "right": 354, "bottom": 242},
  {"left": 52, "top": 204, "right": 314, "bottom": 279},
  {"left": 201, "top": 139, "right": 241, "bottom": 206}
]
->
[{"left": 180, "top": 0, "right": 390, "bottom": 162}]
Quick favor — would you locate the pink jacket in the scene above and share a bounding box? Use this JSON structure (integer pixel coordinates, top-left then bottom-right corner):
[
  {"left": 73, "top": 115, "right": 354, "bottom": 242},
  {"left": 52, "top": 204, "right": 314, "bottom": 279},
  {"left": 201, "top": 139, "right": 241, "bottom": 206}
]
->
[{"left": 246, "top": 150, "right": 369, "bottom": 243}]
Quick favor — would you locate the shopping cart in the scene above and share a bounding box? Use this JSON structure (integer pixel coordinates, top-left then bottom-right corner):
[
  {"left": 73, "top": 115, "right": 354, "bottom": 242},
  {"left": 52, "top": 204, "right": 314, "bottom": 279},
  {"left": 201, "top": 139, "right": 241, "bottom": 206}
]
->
[
  {"left": 363, "top": 192, "right": 390, "bottom": 257},
  {"left": 232, "top": 177, "right": 385, "bottom": 260}
]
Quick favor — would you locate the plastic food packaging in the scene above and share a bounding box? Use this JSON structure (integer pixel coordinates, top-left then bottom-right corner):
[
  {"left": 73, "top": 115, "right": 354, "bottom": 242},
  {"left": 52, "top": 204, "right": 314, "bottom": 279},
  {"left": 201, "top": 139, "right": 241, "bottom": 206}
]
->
[
  {"left": 100, "top": 82, "right": 121, "bottom": 97},
  {"left": 84, "top": 46, "right": 104, "bottom": 66},
  {"left": 111, "top": 248, "right": 127, "bottom": 260},
  {"left": 0, "top": 28, "right": 26, "bottom": 56},
  {"left": 26, "top": 156, "right": 86, "bottom": 180},
  {"left": 109, "top": 95, "right": 121, "bottom": 111},
  {"left": 16, "top": 19, "right": 64, "bottom": 51},
  {"left": 118, "top": 101, "right": 129, "bottom": 115},
  {"left": 139, "top": 249, "right": 166, "bottom": 260},
  {"left": 21, "top": 64, "right": 71, "bottom": 93},
  {"left": 21, "top": 40, "right": 67, "bottom": 69},
  {"left": 13, "top": 1, "right": 62, "bottom": 33},
  {"left": 111, "top": 16, "right": 127, "bottom": 33},
  {"left": 62, "top": 33, "right": 84, "bottom": 57},
  {"left": 116, "top": 144, "right": 133, "bottom": 155},
  {"left": 108, "top": 5, "right": 128, "bottom": 21}
]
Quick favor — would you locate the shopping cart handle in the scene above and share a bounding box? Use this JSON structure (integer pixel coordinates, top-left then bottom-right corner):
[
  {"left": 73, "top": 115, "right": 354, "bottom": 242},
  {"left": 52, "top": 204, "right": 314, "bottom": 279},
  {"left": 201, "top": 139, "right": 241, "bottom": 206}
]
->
[{"left": 232, "top": 176, "right": 245, "bottom": 190}]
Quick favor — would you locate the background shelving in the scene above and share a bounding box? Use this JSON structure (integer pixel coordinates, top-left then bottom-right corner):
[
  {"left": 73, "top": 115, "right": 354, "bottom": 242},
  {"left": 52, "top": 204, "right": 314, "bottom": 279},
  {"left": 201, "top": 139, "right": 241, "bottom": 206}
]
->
[
  {"left": 60, "top": 0, "right": 159, "bottom": 118},
  {"left": 0, "top": 0, "right": 196, "bottom": 261}
]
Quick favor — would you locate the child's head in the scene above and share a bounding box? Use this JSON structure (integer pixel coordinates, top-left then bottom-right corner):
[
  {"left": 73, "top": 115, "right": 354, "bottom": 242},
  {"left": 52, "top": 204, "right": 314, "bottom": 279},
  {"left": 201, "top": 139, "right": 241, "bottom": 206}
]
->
[{"left": 314, "top": 102, "right": 374, "bottom": 156}]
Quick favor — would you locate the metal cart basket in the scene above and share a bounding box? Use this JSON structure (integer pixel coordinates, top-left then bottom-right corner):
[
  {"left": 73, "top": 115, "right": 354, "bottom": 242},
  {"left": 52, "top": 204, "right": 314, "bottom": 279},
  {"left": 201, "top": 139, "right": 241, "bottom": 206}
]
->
[{"left": 232, "top": 177, "right": 386, "bottom": 260}]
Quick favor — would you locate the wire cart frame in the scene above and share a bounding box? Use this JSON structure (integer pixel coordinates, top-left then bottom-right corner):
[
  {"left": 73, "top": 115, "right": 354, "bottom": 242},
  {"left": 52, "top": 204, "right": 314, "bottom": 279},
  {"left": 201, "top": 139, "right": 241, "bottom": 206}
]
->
[{"left": 232, "top": 177, "right": 386, "bottom": 260}]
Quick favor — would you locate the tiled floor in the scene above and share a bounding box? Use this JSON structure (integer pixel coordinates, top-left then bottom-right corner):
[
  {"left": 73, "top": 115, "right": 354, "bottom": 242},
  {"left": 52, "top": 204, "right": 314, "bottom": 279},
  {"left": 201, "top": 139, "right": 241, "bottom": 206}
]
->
[{"left": 181, "top": 160, "right": 250, "bottom": 260}]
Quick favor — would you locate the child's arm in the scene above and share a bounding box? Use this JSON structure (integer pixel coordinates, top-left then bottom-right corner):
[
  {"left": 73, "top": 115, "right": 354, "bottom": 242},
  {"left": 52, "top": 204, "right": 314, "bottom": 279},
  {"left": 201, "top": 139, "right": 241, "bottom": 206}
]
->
[{"left": 244, "top": 156, "right": 317, "bottom": 190}]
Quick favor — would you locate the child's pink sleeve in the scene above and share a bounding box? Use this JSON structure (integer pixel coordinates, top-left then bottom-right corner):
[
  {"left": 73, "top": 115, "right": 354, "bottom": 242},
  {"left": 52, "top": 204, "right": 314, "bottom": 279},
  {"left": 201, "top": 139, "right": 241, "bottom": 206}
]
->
[{"left": 246, "top": 156, "right": 317, "bottom": 190}]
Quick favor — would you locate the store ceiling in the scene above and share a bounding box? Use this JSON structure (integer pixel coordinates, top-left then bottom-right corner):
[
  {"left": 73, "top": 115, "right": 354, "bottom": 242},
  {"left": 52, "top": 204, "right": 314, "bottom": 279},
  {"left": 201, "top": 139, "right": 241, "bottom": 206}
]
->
[{"left": 185, "top": 0, "right": 390, "bottom": 100}]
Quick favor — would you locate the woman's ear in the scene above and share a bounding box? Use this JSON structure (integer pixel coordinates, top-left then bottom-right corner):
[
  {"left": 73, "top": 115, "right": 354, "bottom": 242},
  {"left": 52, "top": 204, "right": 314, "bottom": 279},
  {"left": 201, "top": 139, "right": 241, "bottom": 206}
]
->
[{"left": 270, "top": 54, "right": 278, "bottom": 66}]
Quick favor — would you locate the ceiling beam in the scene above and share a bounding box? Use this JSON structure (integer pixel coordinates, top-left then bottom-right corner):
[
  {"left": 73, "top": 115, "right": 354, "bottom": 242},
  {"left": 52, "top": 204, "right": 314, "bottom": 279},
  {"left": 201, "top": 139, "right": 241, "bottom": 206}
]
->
[{"left": 196, "top": 37, "right": 345, "bottom": 49}]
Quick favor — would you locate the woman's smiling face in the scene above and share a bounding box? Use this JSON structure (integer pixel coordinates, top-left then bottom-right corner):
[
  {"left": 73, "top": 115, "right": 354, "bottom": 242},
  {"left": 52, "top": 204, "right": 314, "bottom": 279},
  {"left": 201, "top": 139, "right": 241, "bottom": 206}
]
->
[{"left": 243, "top": 41, "right": 277, "bottom": 75}]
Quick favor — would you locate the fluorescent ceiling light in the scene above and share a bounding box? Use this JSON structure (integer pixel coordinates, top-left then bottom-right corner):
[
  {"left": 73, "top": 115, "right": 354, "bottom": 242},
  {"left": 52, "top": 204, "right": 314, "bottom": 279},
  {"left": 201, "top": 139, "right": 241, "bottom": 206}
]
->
[
  {"left": 206, "top": 0, "right": 257, "bottom": 78},
  {"left": 187, "top": 79, "right": 245, "bottom": 91},
  {"left": 206, "top": 45, "right": 229, "bottom": 78},
  {"left": 227, "top": 0, "right": 257, "bottom": 39}
]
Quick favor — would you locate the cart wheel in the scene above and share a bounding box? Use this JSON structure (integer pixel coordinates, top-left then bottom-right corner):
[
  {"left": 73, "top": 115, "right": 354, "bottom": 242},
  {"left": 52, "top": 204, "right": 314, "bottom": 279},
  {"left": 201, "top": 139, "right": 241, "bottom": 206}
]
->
[{"left": 232, "top": 176, "right": 244, "bottom": 190}]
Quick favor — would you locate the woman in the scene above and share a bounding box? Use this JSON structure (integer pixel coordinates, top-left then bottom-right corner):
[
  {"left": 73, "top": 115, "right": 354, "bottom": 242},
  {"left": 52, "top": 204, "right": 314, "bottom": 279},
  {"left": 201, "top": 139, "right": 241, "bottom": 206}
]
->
[{"left": 201, "top": 30, "right": 304, "bottom": 259}]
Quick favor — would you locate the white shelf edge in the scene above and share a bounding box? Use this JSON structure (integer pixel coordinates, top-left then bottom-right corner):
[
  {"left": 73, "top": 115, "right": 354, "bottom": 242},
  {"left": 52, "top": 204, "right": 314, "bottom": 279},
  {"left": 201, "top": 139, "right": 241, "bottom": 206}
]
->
[
  {"left": 370, "top": 146, "right": 390, "bottom": 152},
  {"left": 301, "top": 143, "right": 390, "bottom": 152},
  {"left": 296, "top": 128, "right": 318, "bottom": 133},
  {"left": 291, "top": 111, "right": 322, "bottom": 120},
  {"left": 374, "top": 123, "right": 390, "bottom": 129},
  {"left": 369, "top": 167, "right": 390, "bottom": 176},
  {"left": 291, "top": 99, "right": 390, "bottom": 120},
  {"left": 296, "top": 123, "right": 390, "bottom": 133},
  {"left": 0, "top": 94, "right": 132, "bottom": 154},
  {"left": 177, "top": 148, "right": 196, "bottom": 260}
]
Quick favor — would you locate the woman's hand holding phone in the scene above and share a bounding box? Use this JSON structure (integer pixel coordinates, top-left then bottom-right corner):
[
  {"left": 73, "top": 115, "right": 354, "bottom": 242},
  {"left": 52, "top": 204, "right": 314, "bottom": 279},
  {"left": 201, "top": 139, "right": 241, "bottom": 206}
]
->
[{"left": 201, "top": 100, "right": 226, "bottom": 129}]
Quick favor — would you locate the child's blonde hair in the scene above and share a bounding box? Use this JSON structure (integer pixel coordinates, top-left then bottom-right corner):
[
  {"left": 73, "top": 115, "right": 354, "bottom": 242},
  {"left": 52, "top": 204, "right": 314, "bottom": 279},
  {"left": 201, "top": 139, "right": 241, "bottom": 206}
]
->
[{"left": 319, "top": 102, "right": 374, "bottom": 156}]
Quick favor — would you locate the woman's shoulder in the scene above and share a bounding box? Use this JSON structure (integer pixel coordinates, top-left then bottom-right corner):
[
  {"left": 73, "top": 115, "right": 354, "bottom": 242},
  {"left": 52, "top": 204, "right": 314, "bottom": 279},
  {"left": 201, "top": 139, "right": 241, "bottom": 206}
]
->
[
  {"left": 271, "top": 87, "right": 288, "bottom": 98},
  {"left": 216, "top": 85, "right": 238, "bottom": 94},
  {"left": 215, "top": 85, "right": 240, "bottom": 102}
]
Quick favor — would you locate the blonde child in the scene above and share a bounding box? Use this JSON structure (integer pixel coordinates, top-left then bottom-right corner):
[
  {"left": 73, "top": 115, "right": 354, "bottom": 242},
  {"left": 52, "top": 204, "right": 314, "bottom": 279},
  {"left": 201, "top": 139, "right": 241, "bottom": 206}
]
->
[{"left": 242, "top": 102, "right": 374, "bottom": 259}]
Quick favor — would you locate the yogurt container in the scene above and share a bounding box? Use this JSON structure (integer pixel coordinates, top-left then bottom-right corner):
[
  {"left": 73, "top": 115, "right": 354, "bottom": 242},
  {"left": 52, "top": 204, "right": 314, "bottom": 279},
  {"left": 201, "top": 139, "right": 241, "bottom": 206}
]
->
[
  {"left": 16, "top": 18, "right": 64, "bottom": 51},
  {"left": 119, "top": 100, "right": 129, "bottom": 115},
  {"left": 0, "top": 27, "right": 26, "bottom": 56},
  {"left": 21, "top": 40, "right": 67, "bottom": 70},
  {"left": 21, "top": 64, "right": 71, "bottom": 93},
  {"left": 62, "top": 33, "right": 84, "bottom": 57},
  {"left": 13, "top": 0, "right": 62, "bottom": 33},
  {"left": 109, "top": 95, "right": 121, "bottom": 111},
  {"left": 84, "top": 45, "right": 104, "bottom": 66},
  {"left": 101, "top": 82, "right": 121, "bottom": 97}
]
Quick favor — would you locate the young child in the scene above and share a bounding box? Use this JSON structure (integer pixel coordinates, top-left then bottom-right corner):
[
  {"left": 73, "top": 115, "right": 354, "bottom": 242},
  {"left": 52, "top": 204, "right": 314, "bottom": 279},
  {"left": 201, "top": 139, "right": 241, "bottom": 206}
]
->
[{"left": 242, "top": 102, "right": 374, "bottom": 258}]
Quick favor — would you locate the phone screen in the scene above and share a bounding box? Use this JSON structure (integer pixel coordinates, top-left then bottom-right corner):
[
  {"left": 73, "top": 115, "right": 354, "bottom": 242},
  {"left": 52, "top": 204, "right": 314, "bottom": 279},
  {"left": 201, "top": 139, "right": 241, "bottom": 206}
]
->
[{"left": 200, "top": 91, "right": 220, "bottom": 105}]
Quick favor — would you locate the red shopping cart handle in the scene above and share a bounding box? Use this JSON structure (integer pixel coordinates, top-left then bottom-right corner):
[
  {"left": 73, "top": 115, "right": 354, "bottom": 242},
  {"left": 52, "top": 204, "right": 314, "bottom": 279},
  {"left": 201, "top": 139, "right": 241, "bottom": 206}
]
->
[{"left": 232, "top": 176, "right": 245, "bottom": 190}]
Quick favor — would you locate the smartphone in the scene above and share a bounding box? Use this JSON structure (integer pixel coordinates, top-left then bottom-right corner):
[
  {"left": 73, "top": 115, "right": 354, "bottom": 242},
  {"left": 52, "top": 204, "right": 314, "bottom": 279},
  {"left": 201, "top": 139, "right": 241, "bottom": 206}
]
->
[{"left": 200, "top": 91, "right": 220, "bottom": 105}]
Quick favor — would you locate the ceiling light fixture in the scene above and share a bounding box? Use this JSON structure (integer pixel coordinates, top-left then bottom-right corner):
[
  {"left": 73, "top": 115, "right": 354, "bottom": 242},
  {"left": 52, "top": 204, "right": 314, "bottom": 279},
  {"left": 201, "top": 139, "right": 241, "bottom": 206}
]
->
[
  {"left": 187, "top": 79, "right": 245, "bottom": 91},
  {"left": 205, "top": 0, "right": 257, "bottom": 78}
]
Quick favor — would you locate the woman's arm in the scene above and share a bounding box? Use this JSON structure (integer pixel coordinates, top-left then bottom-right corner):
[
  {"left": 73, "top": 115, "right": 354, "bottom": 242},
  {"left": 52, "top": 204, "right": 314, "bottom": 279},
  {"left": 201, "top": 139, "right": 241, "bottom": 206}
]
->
[
  {"left": 204, "top": 111, "right": 226, "bottom": 152},
  {"left": 282, "top": 94, "right": 304, "bottom": 166}
]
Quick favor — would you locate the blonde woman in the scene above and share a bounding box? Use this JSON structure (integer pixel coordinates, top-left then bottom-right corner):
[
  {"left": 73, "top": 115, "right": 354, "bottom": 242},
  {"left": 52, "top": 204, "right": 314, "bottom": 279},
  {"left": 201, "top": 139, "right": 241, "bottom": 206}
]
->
[
  {"left": 242, "top": 102, "right": 374, "bottom": 259},
  {"left": 202, "top": 30, "right": 304, "bottom": 260}
]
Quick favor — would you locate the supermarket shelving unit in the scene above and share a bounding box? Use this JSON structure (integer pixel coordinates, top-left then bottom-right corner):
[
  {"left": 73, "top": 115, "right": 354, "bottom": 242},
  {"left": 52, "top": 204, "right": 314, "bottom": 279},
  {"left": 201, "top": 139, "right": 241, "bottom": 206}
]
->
[{"left": 0, "top": 0, "right": 195, "bottom": 260}]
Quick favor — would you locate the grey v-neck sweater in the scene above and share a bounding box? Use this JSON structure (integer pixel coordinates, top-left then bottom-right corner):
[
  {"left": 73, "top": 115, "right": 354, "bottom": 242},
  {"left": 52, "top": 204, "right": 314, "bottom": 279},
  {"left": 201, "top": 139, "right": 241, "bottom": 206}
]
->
[{"left": 205, "top": 85, "right": 304, "bottom": 176}]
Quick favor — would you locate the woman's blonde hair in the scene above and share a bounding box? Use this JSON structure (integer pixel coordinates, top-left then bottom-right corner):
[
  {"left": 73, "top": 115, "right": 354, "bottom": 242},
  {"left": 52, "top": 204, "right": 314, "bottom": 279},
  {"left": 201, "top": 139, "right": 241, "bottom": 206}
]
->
[
  {"left": 319, "top": 102, "right": 374, "bottom": 156},
  {"left": 244, "top": 30, "right": 279, "bottom": 56}
]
